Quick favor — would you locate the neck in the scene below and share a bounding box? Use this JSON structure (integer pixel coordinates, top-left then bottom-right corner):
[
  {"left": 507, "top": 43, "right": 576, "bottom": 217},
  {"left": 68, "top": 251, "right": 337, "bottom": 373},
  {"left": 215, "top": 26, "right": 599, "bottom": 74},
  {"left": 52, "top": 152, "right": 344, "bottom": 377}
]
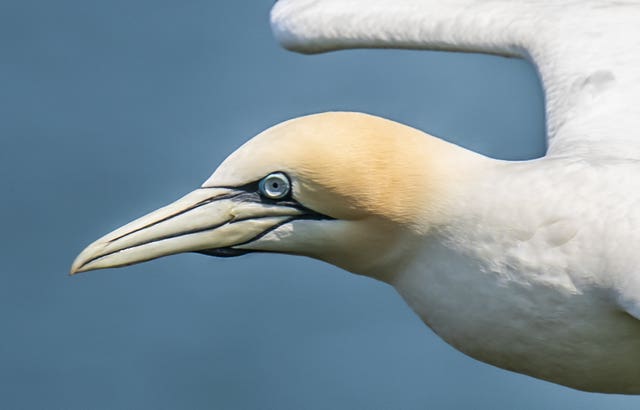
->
[{"left": 357, "top": 137, "right": 499, "bottom": 282}]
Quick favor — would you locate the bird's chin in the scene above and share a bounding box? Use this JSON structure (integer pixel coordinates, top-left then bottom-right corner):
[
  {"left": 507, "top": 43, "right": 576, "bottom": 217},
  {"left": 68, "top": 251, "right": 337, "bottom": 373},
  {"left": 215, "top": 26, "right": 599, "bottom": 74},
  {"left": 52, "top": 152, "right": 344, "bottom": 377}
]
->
[{"left": 195, "top": 248, "right": 252, "bottom": 258}]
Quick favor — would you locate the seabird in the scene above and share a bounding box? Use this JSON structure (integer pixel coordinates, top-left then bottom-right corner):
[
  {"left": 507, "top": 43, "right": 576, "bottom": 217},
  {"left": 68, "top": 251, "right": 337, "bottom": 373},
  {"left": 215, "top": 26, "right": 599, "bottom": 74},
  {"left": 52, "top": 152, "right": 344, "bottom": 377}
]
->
[{"left": 72, "top": 0, "right": 640, "bottom": 394}]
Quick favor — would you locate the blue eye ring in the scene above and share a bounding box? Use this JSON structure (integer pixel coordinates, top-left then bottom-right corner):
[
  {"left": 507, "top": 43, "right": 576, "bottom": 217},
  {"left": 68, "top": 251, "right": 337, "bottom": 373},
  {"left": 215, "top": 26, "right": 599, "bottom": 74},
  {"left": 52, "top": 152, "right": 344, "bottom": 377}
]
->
[{"left": 259, "top": 172, "right": 291, "bottom": 200}]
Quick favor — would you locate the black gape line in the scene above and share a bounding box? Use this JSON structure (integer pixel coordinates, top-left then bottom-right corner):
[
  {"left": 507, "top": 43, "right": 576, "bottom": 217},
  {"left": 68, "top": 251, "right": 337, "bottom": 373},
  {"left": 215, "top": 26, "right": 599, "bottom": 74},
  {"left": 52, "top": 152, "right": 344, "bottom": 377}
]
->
[
  {"left": 197, "top": 174, "right": 333, "bottom": 258},
  {"left": 196, "top": 211, "right": 332, "bottom": 258},
  {"left": 197, "top": 216, "right": 294, "bottom": 258}
]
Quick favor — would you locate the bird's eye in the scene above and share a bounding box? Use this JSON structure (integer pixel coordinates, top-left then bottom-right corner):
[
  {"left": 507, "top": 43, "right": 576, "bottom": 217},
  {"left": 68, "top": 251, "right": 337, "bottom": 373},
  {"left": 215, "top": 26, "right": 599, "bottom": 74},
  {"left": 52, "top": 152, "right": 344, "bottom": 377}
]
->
[{"left": 258, "top": 172, "right": 291, "bottom": 200}]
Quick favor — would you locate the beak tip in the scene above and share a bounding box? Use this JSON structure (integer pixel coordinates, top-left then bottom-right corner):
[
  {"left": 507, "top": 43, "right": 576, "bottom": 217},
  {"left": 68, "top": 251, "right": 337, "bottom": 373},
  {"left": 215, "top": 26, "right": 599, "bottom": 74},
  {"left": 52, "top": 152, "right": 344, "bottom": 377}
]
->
[
  {"left": 70, "top": 244, "right": 98, "bottom": 276},
  {"left": 69, "top": 258, "right": 86, "bottom": 276}
]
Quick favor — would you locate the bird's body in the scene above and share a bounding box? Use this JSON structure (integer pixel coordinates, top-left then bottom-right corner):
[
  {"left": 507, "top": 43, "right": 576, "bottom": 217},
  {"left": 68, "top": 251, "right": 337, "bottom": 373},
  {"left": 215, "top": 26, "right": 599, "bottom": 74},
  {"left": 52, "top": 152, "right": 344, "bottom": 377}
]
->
[
  {"left": 72, "top": 0, "right": 640, "bottom": 395},
  {"left": 393, "top": 156, "right": 640, "bottom": 393}
]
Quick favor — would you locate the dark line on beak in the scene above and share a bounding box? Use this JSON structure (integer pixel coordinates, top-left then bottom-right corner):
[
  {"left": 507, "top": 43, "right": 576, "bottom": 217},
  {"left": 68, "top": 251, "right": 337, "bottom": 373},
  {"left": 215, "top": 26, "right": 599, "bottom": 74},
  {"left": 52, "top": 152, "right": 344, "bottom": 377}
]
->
[
  {"left": 79, "top": 211, "right": 308, "bottom": 269},
  {"left": 196, "top": 217, "right": 297, "bottom": 258},
  {"left": 120, "top": 210, "right": 303, "bottom": 250},
  {"left": 197, "top": 213, "right": 332, "bottom": 258},
  {"left": 107, "top": 189, "right": 243, "bottom": 244},
  {"left": 232, "top": 216, "right": 298, "bottom": 246}
]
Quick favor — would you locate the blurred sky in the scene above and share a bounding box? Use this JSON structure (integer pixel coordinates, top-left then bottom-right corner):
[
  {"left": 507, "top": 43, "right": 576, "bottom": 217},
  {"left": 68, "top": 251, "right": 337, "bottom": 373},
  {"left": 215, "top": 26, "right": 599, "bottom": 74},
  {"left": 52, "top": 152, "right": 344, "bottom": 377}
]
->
[{"left": 2, "top": 0, "right": 639, "bottom": 409}]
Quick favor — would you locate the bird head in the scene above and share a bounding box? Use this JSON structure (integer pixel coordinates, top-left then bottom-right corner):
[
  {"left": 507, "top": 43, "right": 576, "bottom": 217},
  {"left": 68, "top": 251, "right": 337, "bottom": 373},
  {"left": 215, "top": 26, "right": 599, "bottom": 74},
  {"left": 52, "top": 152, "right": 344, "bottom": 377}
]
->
[{"left": 71, "top": 112, "right": 476, "bottom": 280}]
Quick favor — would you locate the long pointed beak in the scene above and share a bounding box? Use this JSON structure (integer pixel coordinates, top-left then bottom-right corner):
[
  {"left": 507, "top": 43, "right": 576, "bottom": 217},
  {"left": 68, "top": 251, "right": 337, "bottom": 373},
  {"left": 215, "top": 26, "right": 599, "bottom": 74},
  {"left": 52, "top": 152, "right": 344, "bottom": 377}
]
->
[{"left": 70, "top": 187, "right": 305, "bottom": 274}]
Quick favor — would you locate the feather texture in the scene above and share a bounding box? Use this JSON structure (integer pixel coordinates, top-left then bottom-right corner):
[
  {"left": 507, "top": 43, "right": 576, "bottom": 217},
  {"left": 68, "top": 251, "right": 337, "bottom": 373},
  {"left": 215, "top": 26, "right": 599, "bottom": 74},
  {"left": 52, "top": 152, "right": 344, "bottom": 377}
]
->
[{"left": 271, "top": 0, "right": 640, "bottom": 158}]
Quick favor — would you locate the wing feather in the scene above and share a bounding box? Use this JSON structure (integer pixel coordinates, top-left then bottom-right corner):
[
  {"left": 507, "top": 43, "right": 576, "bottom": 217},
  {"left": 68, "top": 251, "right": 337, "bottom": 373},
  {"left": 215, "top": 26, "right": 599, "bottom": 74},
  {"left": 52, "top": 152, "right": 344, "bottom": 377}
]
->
[{"left": 271, "top": 0, "right": 640, "bottom": 159}]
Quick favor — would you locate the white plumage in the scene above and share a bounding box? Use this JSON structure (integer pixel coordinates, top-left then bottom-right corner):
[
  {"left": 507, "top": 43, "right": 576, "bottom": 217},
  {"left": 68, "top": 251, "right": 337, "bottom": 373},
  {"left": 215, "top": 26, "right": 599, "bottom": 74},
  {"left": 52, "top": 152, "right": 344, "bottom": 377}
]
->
[
  {"left": 271, "top": 1, "right": 640, "bottom": 391},
  {"left": 272, "top": 0, "right": 640, "bottom": 158},
  {"left": 72, "top": 0, "right": 640, "bottom": 394}
]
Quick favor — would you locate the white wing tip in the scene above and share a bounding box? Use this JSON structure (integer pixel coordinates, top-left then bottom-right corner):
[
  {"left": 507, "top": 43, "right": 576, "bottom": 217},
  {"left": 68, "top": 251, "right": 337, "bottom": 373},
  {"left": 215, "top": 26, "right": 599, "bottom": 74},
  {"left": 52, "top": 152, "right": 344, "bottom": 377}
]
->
[
  {"left": 269, "top": 0, "right": 350, "bottom": 54},
  {"left": 270, "top": 0, "right": 306, "bottom": 53}
]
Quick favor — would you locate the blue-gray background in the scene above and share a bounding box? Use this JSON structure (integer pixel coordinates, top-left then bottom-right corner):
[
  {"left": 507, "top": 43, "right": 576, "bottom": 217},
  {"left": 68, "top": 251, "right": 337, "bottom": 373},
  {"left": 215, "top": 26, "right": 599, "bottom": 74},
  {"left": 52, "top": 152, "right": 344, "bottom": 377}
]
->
[{"left": 2, "top": 1, "right": 638, "bottom": 409}]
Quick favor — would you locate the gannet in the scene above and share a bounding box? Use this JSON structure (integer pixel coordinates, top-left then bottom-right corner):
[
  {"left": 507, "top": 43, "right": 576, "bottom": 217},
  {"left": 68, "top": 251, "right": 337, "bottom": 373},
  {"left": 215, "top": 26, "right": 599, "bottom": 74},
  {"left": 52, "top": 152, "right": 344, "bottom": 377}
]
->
[{"left": 71, "top": 0, "right": 640, "bottom": 394}]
